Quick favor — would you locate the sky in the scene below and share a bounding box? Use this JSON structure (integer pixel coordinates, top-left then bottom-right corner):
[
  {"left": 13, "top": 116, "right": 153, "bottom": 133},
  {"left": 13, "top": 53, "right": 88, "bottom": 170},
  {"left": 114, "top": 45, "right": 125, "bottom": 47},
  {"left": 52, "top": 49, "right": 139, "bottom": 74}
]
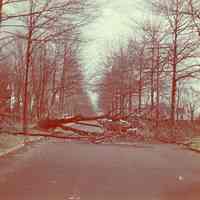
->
[{"left": 80, "top": 0, "right": 148, "bottom": 109}]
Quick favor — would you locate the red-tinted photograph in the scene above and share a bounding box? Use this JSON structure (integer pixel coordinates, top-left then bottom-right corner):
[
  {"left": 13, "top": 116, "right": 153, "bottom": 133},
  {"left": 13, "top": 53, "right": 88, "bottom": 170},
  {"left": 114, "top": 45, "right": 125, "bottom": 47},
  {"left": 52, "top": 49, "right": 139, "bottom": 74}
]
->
[{"left": 0, "top": 0, "right": 200, "bottom": 199}]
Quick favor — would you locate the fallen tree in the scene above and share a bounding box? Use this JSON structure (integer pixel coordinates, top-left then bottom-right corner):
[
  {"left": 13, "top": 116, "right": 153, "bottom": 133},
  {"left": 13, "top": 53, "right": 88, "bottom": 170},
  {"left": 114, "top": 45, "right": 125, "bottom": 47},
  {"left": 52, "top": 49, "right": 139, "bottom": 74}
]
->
[
  {"left": 5, "top": 113, "right": 145, "bottom": 144},
  {"left": 75, "top": 121, "right": 102, "bottom": 128},
  {"left": 37, "top": 114, "right": 108, "bottom": 130},
  {"left": 59, "top": 125, "right": 101, "bottom": 136},
  {"left": 8, "top": 131, "right": 89, "bottom": 140},
  {"left": 7, "top": 129, "right": 130, "bottom": 144}
]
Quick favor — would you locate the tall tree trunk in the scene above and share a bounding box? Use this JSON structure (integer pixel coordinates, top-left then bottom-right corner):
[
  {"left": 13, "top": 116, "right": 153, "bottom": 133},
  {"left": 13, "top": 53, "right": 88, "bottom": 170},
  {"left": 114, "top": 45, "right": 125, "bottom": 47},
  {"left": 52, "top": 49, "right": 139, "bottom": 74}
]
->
[
  {"left": 128, "top": 73, "right": 132, "bottom": 114},
  {"left": 171, "top": 33, "right": 178, "bottom": 123},
  {"left": 23, "top": 31, "right": 32, "bottom": 132},
  {"left": 0, "top": 0, "right": 3, "bottom": 24},
  {"left": 23, "top": 0, "right": 34, "bottom": 133},
  {"left": 170, "top": 0, "right": 179, "bottom": 124},
  {"left": 59, "top": 46, "right": 68, "bottom": 116},
  {"left": 49, "top": 69, "right": 57, "bottom": 117},
  {"left": 138, "top": 63, "right": 143, "bottom": 113},
  {"left": 155, "top": 42, "right": 160, "bottom": 128},
  {"left": 39, "top": 66, "right": 47, "bottom": 119},
  {"left": 176, "top": 87, "right": 181, "bottom": 121},
  {"left": 150, "top": 41, "right": 155, "bottom": 110},
  {"left": 128, "top": 90, "right": 132, "bottom": 114}
]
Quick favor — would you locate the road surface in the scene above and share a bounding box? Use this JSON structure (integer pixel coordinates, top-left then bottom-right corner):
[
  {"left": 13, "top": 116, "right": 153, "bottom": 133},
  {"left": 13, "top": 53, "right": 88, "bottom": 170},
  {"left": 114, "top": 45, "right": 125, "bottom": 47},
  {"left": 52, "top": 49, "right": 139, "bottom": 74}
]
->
[{"left": 0, "top": 140, "right": 200, "bottom": 200}]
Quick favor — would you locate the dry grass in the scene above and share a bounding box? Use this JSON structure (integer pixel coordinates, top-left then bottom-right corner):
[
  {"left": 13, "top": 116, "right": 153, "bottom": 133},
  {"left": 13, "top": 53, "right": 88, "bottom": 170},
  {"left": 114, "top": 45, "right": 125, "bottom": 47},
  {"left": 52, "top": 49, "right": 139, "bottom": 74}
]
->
[
  {"left": 0, "top": 133, "right": 25, "bottom": 154},
  {"left": 0, "top": 122, "right": 43, "bottom": 155},
  {"left": 138, "top": 120, "right": 200, "bottom": 143}
]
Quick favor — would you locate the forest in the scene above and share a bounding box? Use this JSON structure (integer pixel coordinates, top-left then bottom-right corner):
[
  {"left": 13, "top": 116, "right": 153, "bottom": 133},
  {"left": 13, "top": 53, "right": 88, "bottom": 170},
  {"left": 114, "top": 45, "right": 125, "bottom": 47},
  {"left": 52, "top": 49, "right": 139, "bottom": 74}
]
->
[{"left": 0, "top": 0, "right": 200, "bottom": 144}]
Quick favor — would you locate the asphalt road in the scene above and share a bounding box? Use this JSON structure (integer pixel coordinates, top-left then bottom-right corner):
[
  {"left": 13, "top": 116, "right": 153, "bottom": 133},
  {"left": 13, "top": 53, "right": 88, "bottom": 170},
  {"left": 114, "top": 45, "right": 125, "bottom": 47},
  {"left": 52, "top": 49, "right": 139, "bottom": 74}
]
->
[{"left": 0, "top": 140, "right": 200, "bottom": 200}]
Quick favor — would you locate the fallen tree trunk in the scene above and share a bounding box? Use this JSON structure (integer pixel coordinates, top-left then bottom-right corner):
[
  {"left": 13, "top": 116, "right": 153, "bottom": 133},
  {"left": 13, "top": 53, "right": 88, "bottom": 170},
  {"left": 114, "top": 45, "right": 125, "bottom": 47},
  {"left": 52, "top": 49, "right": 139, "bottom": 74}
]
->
[
  {"left": 59, "top": 125, "right": 101, "bottom": 136},
  {"left": 75, "top": 122, "right": 102, "bottom": 128},
  {"left": 7, "top": 129, "right": 125, "bottom": 144},
  {"left": 6, "top": 113, "right": 132, "bottom": 144},
  {"left": 37, "top": 114, "right": 108, "bottom": 130},
  {"left": 8, "top": 131, "right": 90, "bottom": 140}
]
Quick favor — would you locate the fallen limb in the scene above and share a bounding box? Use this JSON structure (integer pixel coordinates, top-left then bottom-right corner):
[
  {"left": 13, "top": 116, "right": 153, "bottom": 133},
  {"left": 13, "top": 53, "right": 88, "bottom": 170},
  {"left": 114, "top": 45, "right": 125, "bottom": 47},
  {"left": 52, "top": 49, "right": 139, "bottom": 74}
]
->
[
  {"left": 37, "top": 114, "right": 108, "bottom": 130},
  {"left": 8, "top": 131, "right": 90, "bottom": 140},
  {"left": 75, "top": 122, "right": 102, "bottom": 128},
  {"left": 6, "top": 128, "right": 126, "bottom": 145},
  {"left": 59, "top": 125, "right": 102, "bottom": 136}
]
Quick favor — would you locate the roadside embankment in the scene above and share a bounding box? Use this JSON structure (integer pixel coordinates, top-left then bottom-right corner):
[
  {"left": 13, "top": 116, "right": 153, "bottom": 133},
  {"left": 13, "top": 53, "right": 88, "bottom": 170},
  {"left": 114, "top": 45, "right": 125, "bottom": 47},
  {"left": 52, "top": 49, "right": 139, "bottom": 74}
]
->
[
  {"left": 186, "top": 136, "right": 200, "bottom": 153},
  {"left": 0, "top": 129, "right": 43, "bottom": 157}
]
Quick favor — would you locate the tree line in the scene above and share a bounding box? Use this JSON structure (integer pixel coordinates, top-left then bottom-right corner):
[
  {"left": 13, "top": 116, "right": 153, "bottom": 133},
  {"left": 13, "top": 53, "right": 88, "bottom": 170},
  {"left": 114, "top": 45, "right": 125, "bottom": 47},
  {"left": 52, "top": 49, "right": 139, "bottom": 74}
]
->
[
  {"left": 98, "top": 0, "right": 200, "bottom": 125},
  {"left": 0, "top": 0, "right": 97, "bottom": 131}
]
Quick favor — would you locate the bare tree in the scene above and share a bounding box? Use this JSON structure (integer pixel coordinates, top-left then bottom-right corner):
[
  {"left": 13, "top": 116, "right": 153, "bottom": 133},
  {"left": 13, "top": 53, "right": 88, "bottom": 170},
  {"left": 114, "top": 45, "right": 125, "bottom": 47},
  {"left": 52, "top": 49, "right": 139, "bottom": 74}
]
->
[
  {"left": 151, "top": 0, "right": 200, "bottom": 123},
  {"left": 186, "top": 0, "right": 200, "bottom": 36},
  {"left": 0, "top": 0, "right": 98, "bottom": 132}
]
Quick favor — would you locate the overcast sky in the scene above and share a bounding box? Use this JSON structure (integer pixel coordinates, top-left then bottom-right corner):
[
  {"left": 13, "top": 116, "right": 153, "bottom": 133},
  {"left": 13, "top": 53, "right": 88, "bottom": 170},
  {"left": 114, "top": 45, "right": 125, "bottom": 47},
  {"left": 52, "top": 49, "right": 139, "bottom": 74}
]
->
[
  {"left": 81, "top": 0, "right": 147, "bottom": 74},
  {"left": 80, "top": 0, "right": 148, "bottom": 109}
]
